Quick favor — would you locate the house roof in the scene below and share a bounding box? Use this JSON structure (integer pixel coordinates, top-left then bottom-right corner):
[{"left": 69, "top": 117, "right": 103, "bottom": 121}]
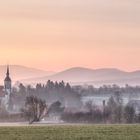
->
[{"left": 4, "top": 76, "right": 11, "bottom": 82}]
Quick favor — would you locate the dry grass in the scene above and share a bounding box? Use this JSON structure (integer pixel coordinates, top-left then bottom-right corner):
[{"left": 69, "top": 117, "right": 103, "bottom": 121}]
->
[{"left": 0, "top": 124, "right": 140, "bottom": 140}]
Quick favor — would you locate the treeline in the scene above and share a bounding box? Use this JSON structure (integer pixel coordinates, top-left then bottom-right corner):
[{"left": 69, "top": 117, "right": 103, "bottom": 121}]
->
[
  {"left": 21, "top": 92, "right": 140, "bottom": 124},
  {"left": 14, "top": 80, "right": 74, "bottom": 97},
  {"left": 9, "top": 81, "right": 140, "bottom": 124},
  {"left": 61, "top": 93, "right": 140, "bottom": 124},
  {"left": 13, "top": 82, "right": 140, "bottom": 102},
  {"left": 12, "top": 80, "right": 82, "bottom": 109},
  {"left": 74, "top": 84, "right": 140, "bottom": 96}
]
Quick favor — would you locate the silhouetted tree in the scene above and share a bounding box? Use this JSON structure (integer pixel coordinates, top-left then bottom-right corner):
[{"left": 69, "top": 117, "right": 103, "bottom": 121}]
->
[
  {"left": 48, "top": 101, "right": 64, "bottom": 116},
  {"left": 22, "top": 96, "right": 47, "bottom": 124},
  {"left": 19, "top": 83, "right": 26, "bottom": 95}
]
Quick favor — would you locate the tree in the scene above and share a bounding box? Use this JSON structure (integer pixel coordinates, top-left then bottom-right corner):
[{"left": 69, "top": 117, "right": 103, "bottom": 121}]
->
[
  {"left": 48, "top": 101, "right": 64, "bottom": 117},
  {"left": 65, "top": 83, "right": 72, "bottom": 92},
  {"left": 107, "top": 95, "right": 123, "bottom": 123},
  {"left": 47, "top": 80, "right": 55, "bottom": 90},
  {"left": 124, "top": 105, "right": 135, "bottom": 123},
  {"left": 19, "top": 83, "right": 26, "bottom": 95},
  {"left": 22, "top": 96, "right": 47, "bottom": 124}
]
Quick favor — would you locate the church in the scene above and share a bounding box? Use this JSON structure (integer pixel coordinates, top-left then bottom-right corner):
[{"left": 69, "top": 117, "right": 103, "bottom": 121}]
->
[{"left": 0, "top": 65, "right": 12, "bottom": 110}]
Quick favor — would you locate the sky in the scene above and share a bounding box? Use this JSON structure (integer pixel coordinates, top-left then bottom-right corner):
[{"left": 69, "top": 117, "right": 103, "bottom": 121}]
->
[{"left": 0, "top": 0, "right": 140, "bottom": 71}]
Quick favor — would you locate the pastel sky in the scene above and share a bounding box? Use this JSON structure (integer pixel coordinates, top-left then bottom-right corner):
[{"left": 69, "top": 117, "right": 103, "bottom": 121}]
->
[{"left": 0, "top": 0, "right": 140, "bottom": 71}]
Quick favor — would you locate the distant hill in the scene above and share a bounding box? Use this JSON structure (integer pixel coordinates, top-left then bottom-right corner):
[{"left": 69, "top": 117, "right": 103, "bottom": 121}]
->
[
  {"left": 21, "top": 67, "right": 140, "bottom": 86},
  {"left": 0, "top": 65, "right": 54, "bottom": 84}
]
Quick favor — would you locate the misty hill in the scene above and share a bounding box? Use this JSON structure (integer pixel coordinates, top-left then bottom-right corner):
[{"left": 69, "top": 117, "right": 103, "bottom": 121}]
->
[
  {"left": 47, "top": 67, "right": 128, "bottom": 82},
  {"left": 21, "top": 67, "right": 140, "bottom": 86},
  {"left": 0, "top": 65, "right": 54, "bottom": 84}
]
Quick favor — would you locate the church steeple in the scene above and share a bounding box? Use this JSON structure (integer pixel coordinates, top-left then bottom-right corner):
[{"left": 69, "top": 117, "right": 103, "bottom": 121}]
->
[
  {"left": 5, "top": 65, "right": 11, "bottom": 82},
  {"left": 4, "top": 65, "right": 12, "bottom": 94},
  {"left": 6, "top": 65, "right": 10, "bottom": 77}
]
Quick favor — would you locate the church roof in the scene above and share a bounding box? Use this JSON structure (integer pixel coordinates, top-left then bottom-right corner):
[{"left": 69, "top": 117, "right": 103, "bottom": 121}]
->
[{"left": 4, "top": 76, "right": 11, "bottom": 82}]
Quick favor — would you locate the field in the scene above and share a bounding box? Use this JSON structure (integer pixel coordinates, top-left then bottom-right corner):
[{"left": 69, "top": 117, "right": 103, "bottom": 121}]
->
[{"left": 0, "top": 124, "right": 140, "bottom": 140}]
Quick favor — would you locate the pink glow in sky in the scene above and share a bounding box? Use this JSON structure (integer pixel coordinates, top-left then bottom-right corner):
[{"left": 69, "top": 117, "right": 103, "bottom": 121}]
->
[{"left": 0, "top": 0, "right": 140, "bottom": 71}]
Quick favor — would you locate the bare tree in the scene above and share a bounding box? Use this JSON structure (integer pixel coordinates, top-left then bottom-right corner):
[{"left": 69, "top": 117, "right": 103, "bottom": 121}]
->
[{"left": 22, "top": 96, "right": 47, "bottom": 124}]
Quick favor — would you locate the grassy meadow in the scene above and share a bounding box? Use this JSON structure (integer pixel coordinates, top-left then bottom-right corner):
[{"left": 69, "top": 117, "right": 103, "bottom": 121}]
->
[{"left": 0, "top": 124, "right": 140, "bottom": 140}]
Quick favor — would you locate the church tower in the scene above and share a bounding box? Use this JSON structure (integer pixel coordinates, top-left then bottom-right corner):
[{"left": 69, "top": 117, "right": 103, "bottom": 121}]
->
[{"left": 4, "top": 65, "right": 12, "bottom": 95}]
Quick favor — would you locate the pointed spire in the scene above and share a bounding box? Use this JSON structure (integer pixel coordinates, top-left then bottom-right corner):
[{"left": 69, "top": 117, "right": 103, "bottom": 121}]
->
[
  {"left": 6, "top": 65, "right": 9, "bottom": 76},
  {"left": 4, "top": 65, "right": 11, "bottom": 82}
]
